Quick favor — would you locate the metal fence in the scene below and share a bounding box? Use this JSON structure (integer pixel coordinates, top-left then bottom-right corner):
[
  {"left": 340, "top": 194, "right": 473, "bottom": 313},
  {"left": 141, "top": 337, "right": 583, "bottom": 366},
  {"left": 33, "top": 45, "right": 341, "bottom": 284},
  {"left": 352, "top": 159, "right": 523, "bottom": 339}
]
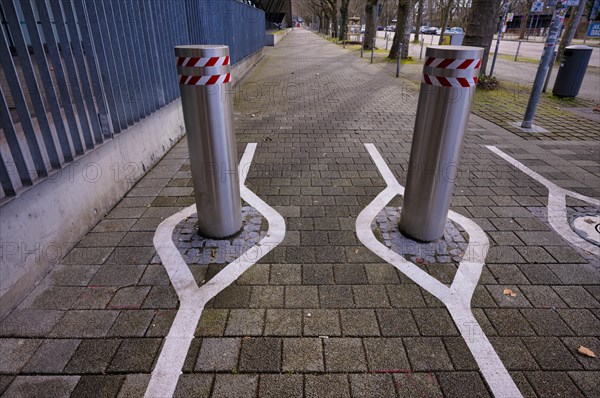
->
[{"left": 0, "top": 0, "right": 265, "bottom": 202}]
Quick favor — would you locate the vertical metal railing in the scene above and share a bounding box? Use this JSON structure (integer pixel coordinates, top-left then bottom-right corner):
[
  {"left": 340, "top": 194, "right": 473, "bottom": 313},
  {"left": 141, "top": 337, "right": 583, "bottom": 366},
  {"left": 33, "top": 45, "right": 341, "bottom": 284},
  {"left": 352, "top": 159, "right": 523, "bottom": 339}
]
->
[{"left": 0, "top": 0, "right": 265, "bottom": 203}]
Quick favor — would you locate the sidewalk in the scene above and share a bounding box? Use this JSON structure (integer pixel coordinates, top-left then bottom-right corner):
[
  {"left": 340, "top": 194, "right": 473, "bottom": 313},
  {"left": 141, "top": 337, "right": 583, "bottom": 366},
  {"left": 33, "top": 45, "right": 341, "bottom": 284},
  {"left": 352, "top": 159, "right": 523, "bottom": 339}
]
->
[{"left": 1, "top": 29, "right": 599, "bottom": 398}]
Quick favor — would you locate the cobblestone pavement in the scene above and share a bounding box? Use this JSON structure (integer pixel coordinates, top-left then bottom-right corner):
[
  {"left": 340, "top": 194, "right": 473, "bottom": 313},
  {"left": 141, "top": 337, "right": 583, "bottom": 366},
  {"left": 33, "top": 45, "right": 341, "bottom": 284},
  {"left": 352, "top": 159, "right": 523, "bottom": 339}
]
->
[{"left": 1, "top": 29, "right": 599, "bottom": 397}]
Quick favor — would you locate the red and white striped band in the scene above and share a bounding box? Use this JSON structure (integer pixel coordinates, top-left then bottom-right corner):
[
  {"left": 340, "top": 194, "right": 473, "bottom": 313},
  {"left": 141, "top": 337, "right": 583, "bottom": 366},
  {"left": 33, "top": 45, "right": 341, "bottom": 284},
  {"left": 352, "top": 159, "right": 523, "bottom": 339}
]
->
[
  {"left": 176, "top": 55, "right": 230, "bottom": 68},
  {"left": 422, "top": 75, "right": 479, "bottom": 88},
  {"left": 424, "top": 57, "right": 481, "bottom": 70},
  {"left": 179, "top": 73, "right": 231, "bottom": 86}
]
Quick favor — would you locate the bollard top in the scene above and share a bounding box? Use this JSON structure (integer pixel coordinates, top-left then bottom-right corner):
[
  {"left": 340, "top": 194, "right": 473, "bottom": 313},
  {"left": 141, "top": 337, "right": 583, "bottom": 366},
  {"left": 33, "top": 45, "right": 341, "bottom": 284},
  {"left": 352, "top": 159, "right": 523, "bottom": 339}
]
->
[
  {"left": 422, "top": 46, "right": 484, "bottom": 88},
  {"left": 174, "top": 45, "right": 230, "bottom": 58},
  {"left": 425, "top": 45, "right": 484, "bottom": 60}
]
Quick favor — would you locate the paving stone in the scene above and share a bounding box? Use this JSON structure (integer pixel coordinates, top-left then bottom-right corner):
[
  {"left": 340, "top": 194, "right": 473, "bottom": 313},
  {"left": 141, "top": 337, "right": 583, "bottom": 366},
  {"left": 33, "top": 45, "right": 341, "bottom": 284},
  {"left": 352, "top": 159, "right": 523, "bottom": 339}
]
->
[
  {"left": 412, "top": 308, "right": 459, "bottom": 336},
  {"left": 525, "top": 371, "right": 584, "bottom": 397},
  {"left": 116, "top": 374, "right": 151, "bottom": 398},
  {"left": 516, "top": 246, "right": 557, "bottom": 264},
  {"left": 78, "top": 232, "right": 126, "bottom": 248},
  {"left": 436, "top": 372, "right": 491, "bottom": 397},
  {"left": 0, "top": 376, "right": 14, "bottom": 395},
  {"left": 352, "top": 285, "right": 390, "bottom": 308},
  {"left": 364, "top": 263, "right": 400, "bottom": 284},
  {"left": 22, "top": 285, "right": 84, "bottom": 310},
  {"left": 305, "top": 374, "right": 350, "bottom": 398},
  {"left": 487, "top": 264, "right": 531, "bottom": 285},
  {"left": 519, "top": 264, "right": 562, "bottom": 285},
  {"left": 239, "top": 337, "right": 281, "bottom": 372},
  {"left": 386, "top": 284, "right": 426, "bottom": 308},
  {"left": 488, "top": 337, "right": 539, "bottom": 370},
  {"left": 282, "top": 338, "right": 324, "bottom": 372},
  {"left": 264, "top": 309, "right": 302, "bottom": 336},
  {"left": 323, "top": 338, "right": 367, "bottom": 372},
  {"left": 91, "top": 219, "right": 136, "bottom": 233},
  {"left": 488, "top": 231, "right": 524, "bottom": 246},
  {"left": 443, "top": 337, "right": 478, "bottom": 370},
  {"left": 108, "top": 310, "right": 155, "bottom": 337},
  {"left": 173, "top": 374, "right": 213, "bottom": 398},
  {"left": 303, "top": 309, "right": 341, "bottom": 336},
  {"left": 258, "top": 374, "right": 303, "bottom": 398},
  {"left": 22, "top": 339, "right": 80, "bottom": 373},
  {"left": 108, "top": 286, "right": 151, "bottom": 310},
  {"left": 393, "top": 372, "right": 443, "bottom": 397},
  {"left": 212, "top": 374, "right": 258, "bottom": 398},
  {"left": 145, "top": 309, "right": 176, "bottom": 337},
  {"left": 285, "top": 286, "right": 319, "bottom": 308},
  {"left": 270, "top": 264, "right": 302, "bottom": 284},
  {"left": 0, "top": 309, "right": 64, "bottom": 337},
  {"left": 237, "top": 264, "right": 270, "bottom": 285},
  {"left": 376, "top": 309, "right": 420, "bottom": 336},
  {"left": 339, "top": 309, "right": 379, "bottom": 336},
  {"left": 195, "top": 338, "right": 240, "bottom": 371},
  {"left": 89, "top": 265, "right": 146, "bottom": 287},
  {"left": 108, "top": 338, "right": 162, "bottom": 372},
  {"left": 522, "top": 337, "right": 582, "bottom": 371},
  {"left": 553, "top": 286, "right": 600, "bottom": 308},
  {"left": 211, "top": 285, "right": 252, "bottom": 308},
  {"left": 0, "top": 339, "right": 41, "bottom": 373},
  {"left": 303, "top": 264, "right": 334, "bottom": 284},
  {"left": 319, "top": 285, "right": 355, "bottom": 308},
  {"left": 520, "top": 285, "right": 568, "bottom": 309},
  {"left": 549, "top": 263, "right": 600, "bottom": 285},
  {"left": 561, "top": 337, "right": 600, "bottom": 370},
  {"left": 486, "top": 285, "right": 532, "bottom": 308},
  {"left": 139, "top": 264, "right": 171, "bottom": 286},
  {"left": 195, "top": 309, "right": 228, "bottom": 336},
  {"left": 556, "top": 309, "right": 600, "bottom": 336},
  {"left": 485, "top": 246, "right": 525, "bottom": 263},
  {"left": 49, "top": 310, "right": 119, "bottom": 338},
  {"left": 485, "top": 309, "right": 535, "bottom": 336},
  {"left": 403, "top": 337, "right": 454, "bottom": 371},
  {"left": 521, "top": 309, "right": 575, "bottom": 336},
  {"left": 332, "top": 264, "right": 367, "bottom": 284},
  {"left": 71, "top": 375, "right": 125, "bottom": 398},
  {"left": 249, "top": 286, "right": 284, "bottom": 308},
  {"left": 568, "top": 371, "right": 600, "bottom": 397},
  {"left": 64, "top": 339, "right": 121, "bottom": 373},
  {"left": 2, "top": 376, "right": 79, "bottom": 398},
  {"left": 364, "top": 337, "right": 409, "bottom": 372},
  {"left": 225, "top": 309, "right": 264, "bottom": 336},
  {"left": 44, "top": 265, "right": 99, "bottom": 286},
  {"left": 544, "top": 246, "right": 587, "bottom": 263},
  {"left": 348, "top": 374, "right": 396, "bottom": 398},
  {"left": 61, "top": 247, "right": 114, "bottom": 265}
]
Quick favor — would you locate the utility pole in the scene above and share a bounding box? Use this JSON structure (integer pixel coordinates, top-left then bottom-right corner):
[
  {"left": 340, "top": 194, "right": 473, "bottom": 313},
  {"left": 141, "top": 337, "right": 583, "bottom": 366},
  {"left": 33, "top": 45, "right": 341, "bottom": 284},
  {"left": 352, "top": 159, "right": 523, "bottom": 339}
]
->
[{"left": 489, "top": 1, "right": 509, "bottom": 77}]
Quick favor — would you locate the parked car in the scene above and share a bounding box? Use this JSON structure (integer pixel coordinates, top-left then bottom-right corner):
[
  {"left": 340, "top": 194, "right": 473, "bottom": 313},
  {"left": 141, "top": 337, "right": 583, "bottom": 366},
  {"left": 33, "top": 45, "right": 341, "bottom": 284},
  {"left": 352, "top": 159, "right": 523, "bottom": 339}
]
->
[
  {"left": 377, "top": 26, "right": 384, "bottom": 31},
  {"left": 420, "top": 26, "right": 430, "bottom": 34},
  {"left": 387, "top": 25, "right": 395, "bottom": 32},
  {"left": 361, "top": 24, "right": 365, "bottom": 33},
  {"left": 427, "top": 26, "right": 438, "bottom": 34},
  {"left": 449, "top": 27, "right": 464, "bottom": 34},
  {"left": 410, "top": 26, "right": 416, "bottom": 33}
]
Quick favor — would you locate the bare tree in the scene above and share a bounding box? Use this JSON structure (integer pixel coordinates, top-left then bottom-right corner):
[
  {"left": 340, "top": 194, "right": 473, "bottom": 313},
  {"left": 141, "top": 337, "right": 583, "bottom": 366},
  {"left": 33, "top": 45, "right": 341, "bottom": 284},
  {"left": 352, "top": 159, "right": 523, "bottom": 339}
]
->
[
  {"left": 339, "top": 0, "right": 351, "bottom": 39},
  {"left": 438, "top": 0, "right": 454, "bottom": 44},
  {"left": 389, "top": 0, "right": 414, "bottom": 59},
  {"left": 364, "top": 0, "right": 379, "bottom": 49},
  {"left": 414, "top": 0, "right": 423, "bottom": 42},
  {"left": 464, "top": 0, "right": 502, "bottom": 75}
]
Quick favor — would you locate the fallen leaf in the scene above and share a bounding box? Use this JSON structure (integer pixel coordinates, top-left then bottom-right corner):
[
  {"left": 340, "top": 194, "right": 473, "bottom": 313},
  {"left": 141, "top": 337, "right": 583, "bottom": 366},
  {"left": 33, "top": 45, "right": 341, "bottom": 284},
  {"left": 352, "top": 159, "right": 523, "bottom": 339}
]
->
[
  {"left": 354, "top": 248, "right": 360, "bottom": 254},
  {"left": 416, "top": 258, "right": 426, "bottom": 264},
  {"left": 578, "top": 346, "right": 596, "bottom": 358},
  {"left": 211, "top": 248, "right": 216, "bottom": 258},
  {"left": 503, "top": 288, "right": 517, "bottom": 297}
]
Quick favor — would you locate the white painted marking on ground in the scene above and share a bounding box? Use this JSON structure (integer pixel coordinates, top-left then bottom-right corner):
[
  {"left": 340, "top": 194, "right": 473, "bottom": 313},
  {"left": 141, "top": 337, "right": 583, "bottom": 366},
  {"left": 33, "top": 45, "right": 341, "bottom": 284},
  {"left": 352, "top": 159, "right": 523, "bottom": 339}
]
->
[
  {"left": 487, "top": 145, "right": 600, "bottom": 256},
  {"left": 358, "top": 143, "right": 523, "bottom": 398},
  {"left": 145, "top": 143, "right": 286, "bottom": 398}
]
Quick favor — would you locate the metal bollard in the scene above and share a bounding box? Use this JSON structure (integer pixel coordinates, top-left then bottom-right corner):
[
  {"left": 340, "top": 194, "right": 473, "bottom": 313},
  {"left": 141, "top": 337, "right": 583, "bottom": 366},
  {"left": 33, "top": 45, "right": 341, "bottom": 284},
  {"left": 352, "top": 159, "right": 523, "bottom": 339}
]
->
[
  {"left": 396, "top": 43, "right": 402, "bottom": 77},
  {"left": 371, "top": 38, "right": 375, "bottom": 63},
  {"left": 514, "top": 40, "right": 522, "bottom": 61},
  {"left": 386, "top": 35, "right": 389, "bottom": 50},
  {"left": 399, "top": 46, "right": 484, "bottom": 241},
  {"left": 175, "top": 45, "right": 242, "bottom": 238},
  {"left": 361, "top": 36, "right": 364, "bottom": 58},
  {"left": 420, "top": 37, "right": 424, "bottom": 59}
]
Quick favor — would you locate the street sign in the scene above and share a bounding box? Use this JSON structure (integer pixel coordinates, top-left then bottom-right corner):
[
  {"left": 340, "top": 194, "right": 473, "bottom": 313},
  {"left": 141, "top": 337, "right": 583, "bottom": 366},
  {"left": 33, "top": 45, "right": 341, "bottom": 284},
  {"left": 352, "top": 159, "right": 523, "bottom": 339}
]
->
[
  {"left": 590, "top": 0, "right": 600, "bottom": 20},
  {"left": 531, "top": 1, "right": 545, "bottom": 12},
  {"left": 507, "top": 13, "right": 514, "bottom": 22},
  {"left": 587, "top": 21, "right": 600, "bottom": 37}
]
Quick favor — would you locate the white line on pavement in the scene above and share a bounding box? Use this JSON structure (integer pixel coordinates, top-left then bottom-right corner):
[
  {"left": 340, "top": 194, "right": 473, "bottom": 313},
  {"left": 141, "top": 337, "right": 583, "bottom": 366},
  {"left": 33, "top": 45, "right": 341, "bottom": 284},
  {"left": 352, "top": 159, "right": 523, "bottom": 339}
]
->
[
  {"left": 357, "top": 143, "right": 523, "bottom": 398},
  {"left": 487, "top": 145, "right": 600, "bottom": 256},
  {"left": 145, "top": 143, "right": 286, "bottom": 398}
]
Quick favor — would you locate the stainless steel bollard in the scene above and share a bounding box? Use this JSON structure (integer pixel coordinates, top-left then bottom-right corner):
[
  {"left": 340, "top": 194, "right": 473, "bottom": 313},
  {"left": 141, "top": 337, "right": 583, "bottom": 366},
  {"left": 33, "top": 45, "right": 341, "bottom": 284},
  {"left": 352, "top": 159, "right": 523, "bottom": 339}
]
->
[
  {"left": 175, "top": 45, "right": 242, "bottom": 238},
  {"left": 400, "top": 46, "right": 484, "bottom": 242}
]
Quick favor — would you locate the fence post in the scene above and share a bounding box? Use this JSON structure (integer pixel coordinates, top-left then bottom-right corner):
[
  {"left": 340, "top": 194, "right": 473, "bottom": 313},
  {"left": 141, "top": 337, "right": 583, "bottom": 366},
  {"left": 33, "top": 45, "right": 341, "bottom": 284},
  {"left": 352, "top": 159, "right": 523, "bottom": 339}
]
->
[
  {"left": 514, "top": 40, "right": 522, "bottom": 61},
  {"left": 175, "top": 45, "right": 242, "bottom": 238},
  {"left": 400, "top": 46, "right": 484, "bottom": 241}
]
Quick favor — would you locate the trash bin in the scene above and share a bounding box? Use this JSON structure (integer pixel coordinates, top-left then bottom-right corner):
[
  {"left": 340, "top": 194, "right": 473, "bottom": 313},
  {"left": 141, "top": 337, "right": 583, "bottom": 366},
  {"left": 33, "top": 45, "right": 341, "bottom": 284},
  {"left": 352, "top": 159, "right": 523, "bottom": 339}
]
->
[
  {"left": 175, "top": 45, "right": 242, "bottom": 238},
  {"left": 400, "top": 45, "right": 484, "bottom": 242},
  {"left": 552, "top": 45, "right": 593, "bottom": 98}
]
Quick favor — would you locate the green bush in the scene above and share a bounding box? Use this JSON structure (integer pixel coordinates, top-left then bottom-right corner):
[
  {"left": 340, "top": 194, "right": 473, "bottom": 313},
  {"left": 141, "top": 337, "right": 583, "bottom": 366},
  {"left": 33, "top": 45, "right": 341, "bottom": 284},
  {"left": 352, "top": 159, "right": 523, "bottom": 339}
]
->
[{"left": 477, "top": 75, "right": 500, "bottom": 91}]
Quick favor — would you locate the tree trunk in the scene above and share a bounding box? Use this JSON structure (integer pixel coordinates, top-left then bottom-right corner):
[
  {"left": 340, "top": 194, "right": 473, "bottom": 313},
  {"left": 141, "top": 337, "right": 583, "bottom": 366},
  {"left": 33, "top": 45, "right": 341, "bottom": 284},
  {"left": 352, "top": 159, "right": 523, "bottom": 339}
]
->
[
  {"left": 557, "top": 4, "right": 585, "bottom": 62},
  {"left": 414, "top": 0, "right": 423, "bottom": 42},
  {"left": 364, "top": 0, "right": 379, "bottom": 49},
  {"left": 389, "top": 0, "right": 414, "bottom": 59},
  {"left": 464, "top": 0, "right": 501, "bottom": 75},
  {"left": 438, "top": 0, "right": 454, "bottom": 44},
  {"left": 339, "top": 0, "right": 350, "bottom": 39},
  {"left": 519, "top": 0, "right": 534, "bottom": 39}
]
